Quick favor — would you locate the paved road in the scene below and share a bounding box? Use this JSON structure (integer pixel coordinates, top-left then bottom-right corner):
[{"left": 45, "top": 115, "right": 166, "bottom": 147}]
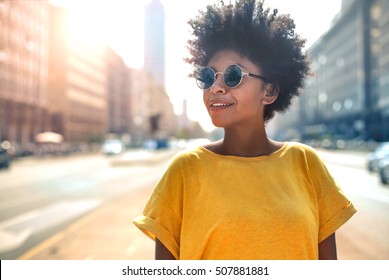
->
[{"left": 0, "top": 149, "right": 175, "bottom": 259}]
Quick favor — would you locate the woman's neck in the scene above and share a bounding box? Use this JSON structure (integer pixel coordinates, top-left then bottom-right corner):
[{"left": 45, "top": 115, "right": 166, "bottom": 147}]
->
[{"left": 206, "top": 124, "right": 283, "bottom": 157}]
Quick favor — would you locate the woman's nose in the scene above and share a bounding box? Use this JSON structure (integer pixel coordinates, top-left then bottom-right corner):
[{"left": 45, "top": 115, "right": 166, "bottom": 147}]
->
[{"left": 209, "top": 73, "right": 226, "bottom": 95}]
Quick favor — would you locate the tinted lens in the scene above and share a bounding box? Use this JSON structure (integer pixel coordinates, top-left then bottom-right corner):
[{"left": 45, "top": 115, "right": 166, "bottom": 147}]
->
[
  {"left": 196, "top": 67, "right": 215, "bottom": 90},
  {"left": 223, "top": 64, "right": 243, "bottom": 88}
]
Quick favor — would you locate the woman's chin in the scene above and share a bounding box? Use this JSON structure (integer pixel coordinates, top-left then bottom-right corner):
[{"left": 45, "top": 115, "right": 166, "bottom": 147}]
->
[{"left": 211, "top": 120, "right": 227, "bottom": 128}]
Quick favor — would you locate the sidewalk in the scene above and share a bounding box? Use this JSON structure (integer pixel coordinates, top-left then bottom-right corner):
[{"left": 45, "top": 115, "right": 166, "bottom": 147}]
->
[{"left": 18, "top": 148, "right": 369, "bottom": 260}]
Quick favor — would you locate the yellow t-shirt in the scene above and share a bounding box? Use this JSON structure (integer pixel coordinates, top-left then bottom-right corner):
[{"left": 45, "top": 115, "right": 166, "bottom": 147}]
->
[{"left": 133, "top": 142, "right": 356, "bottom": 260}]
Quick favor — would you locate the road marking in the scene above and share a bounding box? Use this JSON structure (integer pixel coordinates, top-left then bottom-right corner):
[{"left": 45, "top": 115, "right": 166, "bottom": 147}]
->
[
  {"left": 18, "top": 202, "right": 107, "bottom": 260},
  {"left": 0, "top": 228, "right": 32, "bottom": 253},
  {"left": 0, "top": 199, "right": 102, "bottom": 254}
]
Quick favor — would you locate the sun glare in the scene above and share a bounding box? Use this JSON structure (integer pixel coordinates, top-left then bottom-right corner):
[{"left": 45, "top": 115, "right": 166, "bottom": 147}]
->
[
  {"left": 55, "top": 0, "right": 145, "bottom": 68},
  {"left": 68, "top": 3, "right": 104, "bottom": 43}
]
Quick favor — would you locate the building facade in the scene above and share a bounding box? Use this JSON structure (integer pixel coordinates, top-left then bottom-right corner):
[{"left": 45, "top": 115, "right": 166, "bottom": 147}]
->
[
  {"left": 0, "top": 0, "right": 49, "bottom": 153},
  {"left": 105, "top": 48, "right": 132, "bottom": 142},
  {"left": 0, "top": 1, "right": 188, "bottom": 154},
  {"left": 301, "top": 0, "right": 366, "bottom": 140},
  {"left": 127, "top": 68, "right": 151, "bottom": 146},
  {"left": 144, "top": 0, "right": 165, "bottom": 86},
  {"left": 370, "top": 0, "right": 389, "bottom": 141},
  {"left": 273, "top": 0, "right": 389, "bottom": 143},
  {"left": 142, "top": 0, "right": 176, "bottom": 144},
  {"left": 48, "top": 5, "right": 107, "bottom": 144}
]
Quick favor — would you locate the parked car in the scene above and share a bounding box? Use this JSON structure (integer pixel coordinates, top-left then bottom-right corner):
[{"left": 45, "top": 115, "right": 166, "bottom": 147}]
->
[
  {"left": 367, "top": 142, "right": 389, "bottom": 172},
  {"left": 101, "top": 139, "right": 125, "bottom": 155},
  {"left": 378, "top": 156, "right": 389, "bottom": 185},
  {"left": 0, "top": 147, "right": 10, "bottom": 169}
]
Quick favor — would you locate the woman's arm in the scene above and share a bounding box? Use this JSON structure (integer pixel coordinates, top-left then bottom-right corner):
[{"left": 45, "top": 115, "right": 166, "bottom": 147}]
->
[
  {"left": 155, "top": 238, "right": 176, "bottom": 260},
  {"left": 318, "top": 233, "right": 337, "bottom": 260}
]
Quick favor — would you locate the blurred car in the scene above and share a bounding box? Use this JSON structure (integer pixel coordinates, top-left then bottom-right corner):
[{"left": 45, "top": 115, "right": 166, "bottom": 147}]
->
[
  {"left": 378, "top": 156, "right": 389, "bottom": 185},
  {"left": 0, "top": 147, "right": 10, "bottom": 169},
  {"left": 143, "top": 139, "right": 157, "bottom": 150},
  {"left": 367, "top": 142, "right": 389, "bottom": 172},
  {"left": 101, "top": 139, "right": 125, "bottom": 155}
]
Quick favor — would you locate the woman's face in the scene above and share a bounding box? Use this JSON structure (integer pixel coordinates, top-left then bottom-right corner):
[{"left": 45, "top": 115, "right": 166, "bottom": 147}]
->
[{"left": 203, "top": 49, "right": 274, "bottom": 129}]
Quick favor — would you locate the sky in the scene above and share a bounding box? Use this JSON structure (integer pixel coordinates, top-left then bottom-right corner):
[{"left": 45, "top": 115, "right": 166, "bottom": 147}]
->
[{"left": 58, "top": 0, "right": 342, "bottom": 132}]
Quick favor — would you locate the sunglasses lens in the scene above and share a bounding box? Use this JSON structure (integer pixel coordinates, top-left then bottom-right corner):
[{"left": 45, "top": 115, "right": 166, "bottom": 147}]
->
[
  {"left": 196, "top": 68, "right": 215, "bottom": 90},
  {"left": 223, "top": 65, "right": 243, "bottom": 88}
]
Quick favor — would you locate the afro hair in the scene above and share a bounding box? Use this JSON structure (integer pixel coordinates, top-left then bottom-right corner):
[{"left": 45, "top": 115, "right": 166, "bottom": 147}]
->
[{"left": 186, "top": 0, "right": 310, "bottom": 121}]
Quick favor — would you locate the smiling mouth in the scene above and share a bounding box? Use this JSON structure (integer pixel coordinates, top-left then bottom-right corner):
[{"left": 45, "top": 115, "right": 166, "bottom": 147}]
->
[{"left": 211, "top": 103, "right": 235, "bottom": 108}]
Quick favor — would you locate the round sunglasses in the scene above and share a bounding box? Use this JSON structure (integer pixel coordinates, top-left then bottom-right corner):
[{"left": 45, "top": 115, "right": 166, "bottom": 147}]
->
[{"left": 195, "top": 64, "right": 268, "bottom": 90}]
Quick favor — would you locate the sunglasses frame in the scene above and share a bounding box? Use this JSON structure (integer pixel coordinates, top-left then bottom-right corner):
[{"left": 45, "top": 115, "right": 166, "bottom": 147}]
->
[{"left": 196, "top": 64, "right": 268, "bottom": 90}]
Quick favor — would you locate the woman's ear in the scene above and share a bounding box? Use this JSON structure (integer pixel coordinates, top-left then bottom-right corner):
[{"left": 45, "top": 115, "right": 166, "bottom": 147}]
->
[{"left": 262, "top": 83, "right": 279, "bottom": 105}]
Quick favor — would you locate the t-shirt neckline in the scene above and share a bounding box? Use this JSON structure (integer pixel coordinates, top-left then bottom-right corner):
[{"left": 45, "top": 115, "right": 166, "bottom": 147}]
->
[{"left": 196, "top": 142, "right": 289, "bottom": 161}]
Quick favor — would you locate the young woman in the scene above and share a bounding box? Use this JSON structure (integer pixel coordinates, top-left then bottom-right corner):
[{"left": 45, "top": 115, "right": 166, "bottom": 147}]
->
[{"left": 133, "top": 0, "right": 356, "bottom": 260}]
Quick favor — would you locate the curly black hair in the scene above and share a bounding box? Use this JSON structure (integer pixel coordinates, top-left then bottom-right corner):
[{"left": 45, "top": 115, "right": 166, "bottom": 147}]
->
[{"left": 185, "top": 0, "right": 310, "bottom": 122}]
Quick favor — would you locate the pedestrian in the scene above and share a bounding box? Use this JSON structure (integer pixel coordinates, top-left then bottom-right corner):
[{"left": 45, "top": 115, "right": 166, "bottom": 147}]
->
[{"left": 133, "top": 0, "right": 356, "bottom": 260}]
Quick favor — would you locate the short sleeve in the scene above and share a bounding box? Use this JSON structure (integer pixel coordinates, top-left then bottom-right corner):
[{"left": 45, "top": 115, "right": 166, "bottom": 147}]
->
[
  {"left": 306, "top": 148, "right": 357, "bottom": 242},
  {"left": 132, "top": 155, "right": 184, "bottom": 259}
]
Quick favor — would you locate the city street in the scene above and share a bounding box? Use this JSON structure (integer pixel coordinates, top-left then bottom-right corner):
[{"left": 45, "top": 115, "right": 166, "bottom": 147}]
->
[
  {"left": 319, "top": 149, "right": 389, "bottom": 259},
  {"left": 0, "top": 147, "right": 389, "bottom": 260},
  {"left": 0, "top": 149, "right": 175, "bottom": 259}
]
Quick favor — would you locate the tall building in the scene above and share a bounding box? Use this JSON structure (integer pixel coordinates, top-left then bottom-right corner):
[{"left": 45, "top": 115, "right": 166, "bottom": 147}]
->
[
  {"left": 128, "top": 68, "right": 152, "bottom": 146},
  {"left": 127, "top": 68, "right": 175, "bottom": 146},
  {"left": 300, "top": 0, "right": 366, "bottom": 140},
  {"left": 272, "top": 0, "right": 389, "bottom": 142},
  {"left": 105, "top": 48, "right": 132, "bottom": 140},
  {"left": 142, "top": 0, "right": 176, "bottom": 144},
  {"left": 144, "top": 0, "right": 165, "bottom": 86},
  {"left": 48, "top": 5, "right": 107, "bottom": 144},
  {"left": 370, "top": 0, "right": 389, "bottom": 141},
  {"left": 0, "top": 0, "right": 49, "bottom": 152}
]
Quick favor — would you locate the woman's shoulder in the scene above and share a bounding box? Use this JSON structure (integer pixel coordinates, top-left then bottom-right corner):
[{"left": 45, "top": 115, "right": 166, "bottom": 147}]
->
[
  {"left": 284, "top": 141, "right": 322, "bottom": 160},
  {"left": 169, "top": 145, "right": 209, "bottom": 164},
  {"left": 286, "top": 141, "right": 317, "bottom": 152}
]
